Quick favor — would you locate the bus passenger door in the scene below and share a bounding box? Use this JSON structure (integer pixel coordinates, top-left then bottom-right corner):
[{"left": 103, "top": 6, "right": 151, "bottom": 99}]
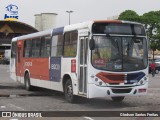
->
[{"left": 79, "top": 37, "right": 88, "bottom": 95}]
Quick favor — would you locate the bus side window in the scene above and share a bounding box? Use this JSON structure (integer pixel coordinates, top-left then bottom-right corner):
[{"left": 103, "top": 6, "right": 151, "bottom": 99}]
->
[
  {"left": 64, "top": 31, "right": 78, "bottom": 57},
  {"left": 41, "top": 36, "right": 51, "bottom": 57},
  {"left": 31, "top": 37, "right": 41, "bottom": 58},
  {"left": 24, "top": 40, "right": 32, "bottom": 58},
  {"left": 51, "top": 34, "right": 63, "bottom": 57}
]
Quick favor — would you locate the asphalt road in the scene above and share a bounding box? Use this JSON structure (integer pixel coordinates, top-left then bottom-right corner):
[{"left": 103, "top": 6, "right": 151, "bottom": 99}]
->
[{"left": 0, "top": 65, "right": 160, "bottom": 120}]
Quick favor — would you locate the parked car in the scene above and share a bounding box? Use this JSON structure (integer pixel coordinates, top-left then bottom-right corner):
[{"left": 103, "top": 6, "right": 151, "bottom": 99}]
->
[
  {"left": 155, "top": 59, "right": 160, "bottom": 73},
  {"left": 1, "top": 57, "right": 10, "bottom": 64}
]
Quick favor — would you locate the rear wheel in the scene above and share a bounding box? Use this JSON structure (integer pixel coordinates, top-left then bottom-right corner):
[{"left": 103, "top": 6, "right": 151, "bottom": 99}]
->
[
  {"left": 111, "top": 96, "right": 125, "bottom": 102},
  {"left": 64, "top": 79, "right": 77, "bottom": 103},
  {"left": 24, "top": 73, "right": 33, "bottom": 91}
]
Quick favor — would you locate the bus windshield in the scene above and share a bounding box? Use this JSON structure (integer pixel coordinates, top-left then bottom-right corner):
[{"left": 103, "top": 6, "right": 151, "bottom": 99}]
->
[{"left": 91, "top": 36, "right": 148, "bottom": 72}]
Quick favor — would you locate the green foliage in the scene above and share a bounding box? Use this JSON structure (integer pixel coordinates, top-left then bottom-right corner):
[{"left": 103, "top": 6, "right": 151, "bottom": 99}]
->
[
  {"left": 118, "top": 10, "right": 160, "bottom": 59},
  {"left": 118, "top": 10, "right": 141, "bottom": 22},
  {"left": 142, "top": 11, "right": 160, "bottom": 39}
]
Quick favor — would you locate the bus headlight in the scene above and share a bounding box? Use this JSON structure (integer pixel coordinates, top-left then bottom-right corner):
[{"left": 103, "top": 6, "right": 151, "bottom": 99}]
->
[
  {"left": 94, "top": 77, "right": 106, "bottom": 86},
  {"left": 137, "top": 77, "right": 148, "bottom": 85}
]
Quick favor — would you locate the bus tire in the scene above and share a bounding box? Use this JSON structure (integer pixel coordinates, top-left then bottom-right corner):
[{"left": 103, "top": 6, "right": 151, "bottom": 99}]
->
[
  {"left": 111, "top": 96, "right": 125, "bottom": 102},
  {"left": 64, "top": 79, "right": 77, "bottom": 103},
  {"left": 24, "top": 73, "right": 32, "bottom": 91}
]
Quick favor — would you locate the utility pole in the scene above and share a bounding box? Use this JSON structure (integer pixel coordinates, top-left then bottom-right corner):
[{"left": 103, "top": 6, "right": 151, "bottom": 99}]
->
[{"left": 66, "top": 11, "right": 73, "bottom": 25}]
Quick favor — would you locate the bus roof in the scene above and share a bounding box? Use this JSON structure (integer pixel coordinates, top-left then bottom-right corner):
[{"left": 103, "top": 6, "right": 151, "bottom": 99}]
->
[
  {"left": 12, "top": 29, "right": 53, "bottom": 42},
  {"left": 12, "top": 20, "right": 143, "bottom": 42},
  {"left": 94, "top": 20, "right": 143, "bottom": 25},
  {"left": 64, "top": 20, "right": 143, "bottom": 32}
]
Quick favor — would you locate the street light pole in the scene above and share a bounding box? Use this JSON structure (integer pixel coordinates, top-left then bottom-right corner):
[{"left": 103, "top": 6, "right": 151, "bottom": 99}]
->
[{"left": 66, "top": 11, "right": 73, "bottom": 25}]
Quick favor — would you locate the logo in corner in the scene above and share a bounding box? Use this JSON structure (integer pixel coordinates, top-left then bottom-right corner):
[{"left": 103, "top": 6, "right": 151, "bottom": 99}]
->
[{"left": 4, "top": 4, "right": 19, "bottom": 21}]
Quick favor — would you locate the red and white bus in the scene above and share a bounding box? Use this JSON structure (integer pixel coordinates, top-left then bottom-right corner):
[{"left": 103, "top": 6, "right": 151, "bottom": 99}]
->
[{"left": 10, "top": 20, "right": 148, "bottom": 102}]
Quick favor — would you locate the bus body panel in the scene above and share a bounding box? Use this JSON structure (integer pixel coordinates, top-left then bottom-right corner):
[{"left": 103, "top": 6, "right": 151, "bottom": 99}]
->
[
  {"left": 50, "top": 57, "right": 61, "bottom": 82},
  {"left": 16, "top": 76, "right": 63, "bottom": 92},
  {"left": 24, "top": 58, "right": 49, "bottom": 80}
]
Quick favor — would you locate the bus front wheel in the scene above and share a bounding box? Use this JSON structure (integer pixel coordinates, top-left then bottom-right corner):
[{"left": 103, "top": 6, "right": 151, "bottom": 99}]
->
[
  {"left": 111, "top": 96, "right": 125, "bottom": 102},
  {"left": 64, "top": 79, "right": 77, "bottom": 103},
  {"left": 24, "top": 73, "right": 33, "bottom": 91}
]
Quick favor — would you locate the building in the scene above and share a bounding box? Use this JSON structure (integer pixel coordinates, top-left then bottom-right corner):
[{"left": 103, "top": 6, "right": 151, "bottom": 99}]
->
[
  {"left": 0, "top": 20, "right": 38, "bottom": 57},
  {"left": 35, "top": 13, "right": 57, "bottom": 31}
]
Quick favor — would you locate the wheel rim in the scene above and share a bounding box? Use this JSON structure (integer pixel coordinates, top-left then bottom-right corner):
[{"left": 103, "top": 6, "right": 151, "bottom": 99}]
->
[
  {"left": 26, "top": 79, "right": 29, "bottom": 88},
  {"left": 67, "top": 84, "right": 73, "bottom": 99}
]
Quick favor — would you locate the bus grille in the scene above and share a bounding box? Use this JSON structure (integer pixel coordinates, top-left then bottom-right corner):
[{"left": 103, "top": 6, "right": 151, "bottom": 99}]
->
[{"left": 111, "top": 88, "right": 132, "bottom": 94}]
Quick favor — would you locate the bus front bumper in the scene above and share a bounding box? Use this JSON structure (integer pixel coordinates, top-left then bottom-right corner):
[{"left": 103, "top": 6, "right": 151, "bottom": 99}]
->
[{"left": 88, "top": 83, "right": 148, "bottom": 98}]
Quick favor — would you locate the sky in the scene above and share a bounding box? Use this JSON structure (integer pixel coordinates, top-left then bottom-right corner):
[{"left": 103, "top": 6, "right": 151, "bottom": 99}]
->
[{"left": 0, "top": 0, "right": 160, "bottom": 28}]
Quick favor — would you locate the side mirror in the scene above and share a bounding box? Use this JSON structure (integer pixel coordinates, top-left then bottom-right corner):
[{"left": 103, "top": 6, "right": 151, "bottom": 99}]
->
[{"left": 89, "top": 39, "right": 95, "bottom": 50}]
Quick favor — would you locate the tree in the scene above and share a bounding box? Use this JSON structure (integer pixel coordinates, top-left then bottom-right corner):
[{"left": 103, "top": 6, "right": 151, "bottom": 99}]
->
[
  {"left": 142, "top": 11, "right": 160, "bottom": 59},
  {"left": 142, "top": 11, "right": 160, "bottom": 39},
  {"left": 118, "top": 10, "right": 160, "bottom": 59},
  {"left": 150, "top": 40, "right": 158, "bottom": 59},
  {"left": 118, "top": 10, "right": 141, "bottom": 22}
]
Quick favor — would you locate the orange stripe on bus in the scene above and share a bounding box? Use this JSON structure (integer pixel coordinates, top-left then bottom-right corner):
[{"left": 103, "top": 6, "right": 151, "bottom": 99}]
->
[{"left": 94, "top": 20, "right": 122, "bottom": 23}]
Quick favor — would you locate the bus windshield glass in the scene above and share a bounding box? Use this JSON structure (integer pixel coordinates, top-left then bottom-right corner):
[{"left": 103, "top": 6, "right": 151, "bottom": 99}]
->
[{"left": 91, "top": 36, "right": 148, "bottom": 72}]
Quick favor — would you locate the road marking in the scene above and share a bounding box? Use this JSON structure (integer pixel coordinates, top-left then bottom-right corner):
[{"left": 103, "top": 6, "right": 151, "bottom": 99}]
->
[
  {"left": 83, "top": 116, "right": 94, "bottom": 120},
  {"left": 8, "top": 103, "right": 25, "bottom": 110}
]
